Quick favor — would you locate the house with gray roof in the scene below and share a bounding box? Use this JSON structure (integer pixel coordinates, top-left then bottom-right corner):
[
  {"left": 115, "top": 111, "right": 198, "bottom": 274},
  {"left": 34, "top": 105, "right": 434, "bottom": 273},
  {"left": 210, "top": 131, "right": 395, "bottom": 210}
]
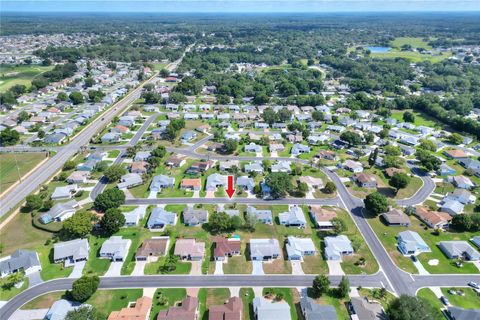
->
[
  {"left": 117, "top": 173, "right": 143, "bottom": 189},
  {"left": 183, "top": 207, "right": 208, "bottom": 226},
  {"left": 150, "top": 175, "right": 175, "bottom": 192},
  {"left": 44, "top": 299, "right": 82, "bottom": 320},
  {"left": 40, "top": 200, "right": 79, "bottom": 223},
  {"left": 286, "top": 236, "right": 316, "bottom": 261},
  {"left": 278, "top": 206, "right": 307, "bottom": 228},
  {"left": 397, "top": 231, "right": 431, "bottom": 255},
  {"left": 445, "top": 189, "right": 476, "bottom": 205},
  {"left": 349, "top": 297, "right": 385, "bottom": 320},
  {"left": 147, "top": 208, "right": 177, "bottom": 229},
  {"left": 252, "top": 297, "right": 291, "bottom": 320},
  {"left": 53, "top": 238, "right": 90, "bottom": 264},
  {"left": 448, "top": 306, "right": 480, "bottom": 320},
  {"left": 250, "top": 239, "right": 280, "bottom": 261},
  {"left": 51, "top": 184, "right": 78, "bottom": 200},
  {"left": 300, "top": 296, "right": 338, "bottom": 320},
  {"left": 245, "top": 143, "right": 263, "bottom": 153},
  {"left": 440, "top": 199, "right": 464, "bottom": 216},
  {"left": 44, "top": 133, "right": 67, "bottom": 144},
  {"left": 206, "top": 173, "right": 228, "bottom": 191},
  {"left": 0, "top": 249, "right": 41, "bottom": 278},
  {"left": 438, "top": 241, "right": 480, "bottom": 261},
  {"left": 133, "top": 151, "right": 151, "bottom": 162},
  {"left": 181, "top": 130, "right": 197, "bottom": 142},
  {"left": 472, "top": 236, "right": 480, "bottom": 249},
  {"left": 271, "top": 161, "right": 292, "bottom": 173},
  {"left": 244, "top": 161, "right": 264, "bottom": 173},
  {"left": 123, "top": 206, "right": 146, "bottom": 227},
  {"left": 101, "top": 132, "right": 121, "bottom": 143},
  {"left": 324, "top": 235, "right": 353, "bottom": 260},
  {"left": 291, "top": 143, "right": 310, "bottom": 156},
  {"left": 236, "top": 176, "right": 255, "bottom": 191},
  {"left": 247, "top": 206, "right": 273, "bottom": 225},
  {"left": 100, "top": 236, "right": 132, "bottom": 261}
]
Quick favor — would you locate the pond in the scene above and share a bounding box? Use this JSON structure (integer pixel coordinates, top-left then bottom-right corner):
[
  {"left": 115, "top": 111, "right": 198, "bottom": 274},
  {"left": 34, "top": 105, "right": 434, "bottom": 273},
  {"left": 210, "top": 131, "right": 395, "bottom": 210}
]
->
[{"left": 366, "top": 46, "right": 391, "bottom": 53}]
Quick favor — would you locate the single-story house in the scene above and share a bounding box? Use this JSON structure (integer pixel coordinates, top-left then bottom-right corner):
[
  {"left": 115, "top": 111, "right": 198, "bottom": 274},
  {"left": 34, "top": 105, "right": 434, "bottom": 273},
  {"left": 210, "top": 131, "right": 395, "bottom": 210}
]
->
[
  {"left": 445, "top": 189, "right": 476, "bottom": 205},
  {"left": 353, "top": 173, "right": 377, "bottom": 188},
  {"left": 53, "top": 238, "right": 90, "bottom": 264},
  {"left": 166, "top": 155, "right": 186, "bottom": 168},
  {"left": 278, "top": 206, "right": 307, "bottom": 228},
  {"left": 252, "top": 297, "right": 290, "bottom": 320},
  {"left": 343, "top": 160, "right": 363, "bottom": 173},
  {"left": 117, "top": 173, "right": 143, "bottom": 189},
  {"left": 381, "top": 209, "right": 410, "bottom": 227},
  {"left": 157, "top": 296, "right": 198, "bottom": 320},
  {"left": 147, "top": 208, "right": 177, "bottom": 229},
  {"left": 206, "top": 173, "right": 228, "bottom": 191},
  {"left": 180, "top": 178, "right": 202, "bottom": 191},
  {"left": 291, "top": 143, "right": 310, "bottom": 156},
  {"left": 324, "top": 235, "right": 354, "bottom": 261},
  {"left": 99, "top": 236, "right": 131, "bottom": 261},
  {"left": 130, "top": 161, "right": 149, "bottom": 175},
  {"left": 271, "top": 161, "right": 292, "bottom": 173},
  {"left": 101, "top": 132, "right": 121, "bottom": 143},
  {"left": 250, "top": 238, "right": 280, "bottom": 261},
  {"left": 300, "top": 296, "right": 338, "bottom": 320},
  {"left": 440, "top": 199, "right": 464, "bottom": 216},
  {"left": 208, "top": 297, "right": 243, "bottom": 320},
  {"left": 438, "top": 241, "right": 480, "bottom": 261},
  {"left": 397, "top": 230, "right": 431, "bottom": 255},
  {"left": 183, "top": 208, "right": 208, "bottom": 226},
  {"left": 108, "top": 296, "right": 152, "bottom": 320},
  {"left": 447, "top": 306, "right": 480, "bottom": 320},
  {"left": 285, "top": 236, "right": 316, "bottom": 260},
  {"left": 244, "top": 162, "right": 264, "bottom": 173},
  {"left": 0, "top": 250, "right": 41, "bottom": 278},
  {"left": 309, "top": 206, "right": 337, "bottom": 230},
  {"left": 174, "top": 239, "right": 205, "bottom": 261},
  {"left": 414, "top": 207, "right": 453, "bottom": 229},
  {"left": 40, "top": 200, "right": 79, "bottom": 223},
  {"left": 51, "top": 184, "right": 78, "bottom": 200},
  {"left": 245, "top": 143, "right": 262, "bottom": 153},
  {"left": 135, "top": 237, "right": 170, "bottom": 261},
  {"left": 150, "top": 175, "right": 175, "bottom": 192},
  {"left": 246, "top": 206, "right": 273, "bottom": 225},
  {"left": 213, "top": 237, "right": 241, "bottom": 261},
  {"left": 66, "top": 171, "right": 90, "bottom": 184},
  {"left": 123, "top": 207, "right": 146, "bottom": 227},
  {"left": 134, "top": 151, "right": 151, "bottom": 162},
  {"left": 451, "top": 175, "right": 475, "bottom": 190},
  {"left": 236, "top": 176, "right": 255, "bottom": 191}
]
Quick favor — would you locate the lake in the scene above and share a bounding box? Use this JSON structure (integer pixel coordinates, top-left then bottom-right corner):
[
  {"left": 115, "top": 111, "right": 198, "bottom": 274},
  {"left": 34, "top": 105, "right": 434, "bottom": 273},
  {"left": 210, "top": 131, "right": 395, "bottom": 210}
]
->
[{"left": 366, "top": 46, "right": 391, "bottom": 53}]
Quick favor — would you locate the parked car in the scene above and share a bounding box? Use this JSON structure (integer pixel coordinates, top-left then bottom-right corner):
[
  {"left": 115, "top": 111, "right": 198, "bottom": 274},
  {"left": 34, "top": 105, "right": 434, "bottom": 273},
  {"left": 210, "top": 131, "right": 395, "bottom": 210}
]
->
[
  {"left": 468, "top": 281, "right": 479, "bottom": 289},
  {"left": 410, "top": 255, "right": 417, "bottom": 262},
  {"left": 441, "top": 296, "right": 450, "bottom": 306},
  {"left": 448, "top": 289, "right": 456, "bottom": 295}
]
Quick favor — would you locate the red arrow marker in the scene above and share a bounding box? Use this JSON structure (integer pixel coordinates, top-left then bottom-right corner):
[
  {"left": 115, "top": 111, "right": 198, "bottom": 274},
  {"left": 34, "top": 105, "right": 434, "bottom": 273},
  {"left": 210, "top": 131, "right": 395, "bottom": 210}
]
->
[{"left": 226, "top": 175, "right": 235, "bottom": 199}]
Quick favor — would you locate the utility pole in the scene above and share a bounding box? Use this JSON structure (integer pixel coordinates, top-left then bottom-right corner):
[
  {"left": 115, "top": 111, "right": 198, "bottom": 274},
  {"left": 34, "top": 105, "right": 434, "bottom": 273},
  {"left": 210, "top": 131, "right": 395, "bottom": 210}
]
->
[{"left": 13, "top": 152, "right": 21, "bottom": 182}]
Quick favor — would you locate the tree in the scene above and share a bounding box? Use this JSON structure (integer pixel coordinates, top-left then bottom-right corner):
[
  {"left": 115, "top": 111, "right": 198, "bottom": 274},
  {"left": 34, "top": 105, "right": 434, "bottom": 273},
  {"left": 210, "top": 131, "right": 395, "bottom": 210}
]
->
[
  {"left": 84, "top": 77, "right": 95, "bottom": 88},
  {"left": 324, "top": 181, "right": 337, "bottom": 194},
  {"left": 100, "top": 208, "right": 125, "bottom": 235},
  {"left": 65, "top": 306, "right": 106, "bottom": 320},
  {"left": 62, "top": 211, "right": 93, "bottom": 238},
  {"left": 208, "top": 212, "right": 235, "bottom": 234},
  {"left": 0, "top": 128, "right": 20, "bottom": 146},
  {"left": 331, "top": 217, "right": 347, "bottom": 234},
  {"left": 223, "top": 139, "right": 238, "bottom": 154},
  {"left": 312, "top": 110, "right": 324, "bottom": 121},
  {"left": 403, "top": 111, "right": 415, "bottom": 123},
  {"left": 17, "top": 111, "right": 30, "bottom": 122},
  {"left": 368, "top": 148, "right": 378, "bottom": 166},
  {"left": 387, "top": 295, "right": 438, "bottom": 320},
  {"left": 169, "top": 92, "right": 187, "bottom": 103},
  {"left": 57, "top": 92, "right": 68, "bottom": 101},
  {"left": 340, "top": 131, "right": 362, "bottom": 147},
  {"left": 0, "top": 272, "right": 24, "bottom": 290},
  {"left": 389, "top": 172, "right": 410, "bottom": 192},
  {"left": 415, "top": 149, "right": 441, "bottom": 171},
  {"left": 448, "top": 133, "right": 464, "bottom": 145},
  {"left": 311, "top": 274, "right": 330, "bottom": 298},
  {"left": 151, "top": 145, "right": 166, "bottom": 158},
  {"left": 383, "top": 145, "right": 401, "bottom": 156},
  {"left": 25, "top": 194, "right": 43, "bottom": 211},
  {"left": 265, "top": 172, "right": 293, "bottom": 199},
  {"left": 159, "top": 68, "right": 170, "bottom": 77},
  {"left": 418, "top": 139, "right": 436, "bottom": 152},
  {"left": 63, "top": 160, "right": 76, "bottom": 171},
  {"left": 94, "top": 188, "right": 125, "bottom": 212},
  {"left": 69, "top": 91, "right": 84, "bottom": 105},
  {"left": 337, "top": 276, "right": 350, "bottom": 298},
  {"left": 104, "top": 164, "right": 126, "bottom": 182},
  {"left": 364, "top": 192, "right": 388, "bottom": 216},
  {"left": 71, "top": 275, "right": 100, "bottom": 302},
  {"left": 9, "top": 84, "right": 27, "bottom": 97}
]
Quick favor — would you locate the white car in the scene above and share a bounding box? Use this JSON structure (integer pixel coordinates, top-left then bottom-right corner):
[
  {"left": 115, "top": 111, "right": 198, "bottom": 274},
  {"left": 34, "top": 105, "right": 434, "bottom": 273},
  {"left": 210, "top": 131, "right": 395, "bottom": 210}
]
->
[{"left": 468, "top": 281, "right": 479, "bottom": 289}]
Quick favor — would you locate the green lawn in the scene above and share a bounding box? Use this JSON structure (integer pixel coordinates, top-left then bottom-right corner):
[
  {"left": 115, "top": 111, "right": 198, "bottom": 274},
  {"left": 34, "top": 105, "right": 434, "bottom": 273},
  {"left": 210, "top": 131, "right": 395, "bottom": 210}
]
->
[
  {"left": 390, "top": 37, "right": 432, "bottom": 50},
  {"left": 0, "top": 64, "right": 54, "bottom": 92},
  {"left": 367, "top": 213, "right": 480, "bottom": 274},
  {"left": 416, "top": 288, "right": 445, "bottom": 319},
  {"left": 150, "top": 288, "right": 186, "bottom": 320},
  {"left": 441, "top": 288, "right": 480, "bottom": 309},
  {"left": 0, "top": 152, "right": 47, "bottom": 193},
  {"left": 107, "top": 150, "right": 120, "bottom": 158},
  {"left": 390, "top": 110, "right": 439, "bottom": 128},
  {"left": 239, "top": 288, "right": 255, "bottom": 320},
  {"left": 0, "top": 277, "right": 29, "bottom": 300},
  {"left": 82, "top": 235, "right": 111, "bottom": 276},
  {"left": 370, "top": 50, "right": 451, "bottom": 63},
  {"left": 86, "top": 289, "right": 144, "bottom": 315}
]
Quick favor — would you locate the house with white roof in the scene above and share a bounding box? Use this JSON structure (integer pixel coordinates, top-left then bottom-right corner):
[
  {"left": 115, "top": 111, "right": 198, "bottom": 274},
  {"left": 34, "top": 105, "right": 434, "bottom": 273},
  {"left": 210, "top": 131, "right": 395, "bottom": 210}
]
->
[
  {"left": 53, "top": 239, "right": 90, "bottom": 264},
  {"left": 324, "top": 235, "right": 353, "bottom": 260},
  {"left": 250, "top": 239, "right": 280, "bottom": 261},
  {"left": 285, "top": 236, "right": 316, "bottom": 260},
  {"left": 100, "top": 236, "right": 132, "bottom": 261},
  {"left": 147, "top": 208, "right": 177, "bottom": 229},
  {"left": 397, "top": 231, "right": 431, "bottom": 255},
  {"left": 252, "top": 297, "right": 291, "bottom": 320},
  {"left": 278, "top": 206, "right": 307, "bottom": 228}
]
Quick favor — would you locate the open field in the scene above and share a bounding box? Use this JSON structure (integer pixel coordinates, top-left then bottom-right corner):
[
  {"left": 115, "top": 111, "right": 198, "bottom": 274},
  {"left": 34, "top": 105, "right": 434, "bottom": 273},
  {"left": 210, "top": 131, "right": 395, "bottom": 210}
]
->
[
  {"left": 0, "top": 152, "right": 47, "bottom": 193},
  {"left": 390, "top": 37, "right": 433, "bottom": 50},
  {"left": 0, "top": 64, "right": 54, "bottom": 92}
]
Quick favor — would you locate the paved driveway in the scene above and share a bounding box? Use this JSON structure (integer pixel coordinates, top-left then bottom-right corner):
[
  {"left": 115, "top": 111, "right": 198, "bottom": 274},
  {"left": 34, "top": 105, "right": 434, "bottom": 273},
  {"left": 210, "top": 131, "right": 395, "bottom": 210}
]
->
[
  {"left": 132, "top": 261, "right": 147, "bottom": 276},
  {"left": 291, "top": 261, "right": 304, "bottom": 275},
  {"left": 104, "top": 261, "right": 123, "bottom": 277},
  {"left": 10, "top": 308, "right": 48, "bottom": 320},
  {"left": 214, "top": 261, "right": 224, "bottom": 275},
  {"left": 27, "top": 271, "right": 43, "bottom": 287},
  {"left": 252, "top": 261, "right": 264, "bottom": 275},
  {"left": 190, "top": 261, "right": 202, "bottom": 275},
  {"left": 327, "top": 260, "right": 345, "bottom": 276},
  {"left": 68, "top": 261, "right": 86, "bottom": 278},
  {"left": 412, "top": 259, "right": 430, "bottom": 275}
]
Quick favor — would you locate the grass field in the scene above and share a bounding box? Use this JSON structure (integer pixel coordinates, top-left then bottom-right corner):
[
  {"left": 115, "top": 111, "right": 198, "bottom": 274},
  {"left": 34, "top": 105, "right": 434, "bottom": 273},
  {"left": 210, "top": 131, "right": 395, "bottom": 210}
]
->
[
  {"left": 0, "top": 64, "right": 54, "bottom": 93},
  {"left": 0, "top": 152, "right": 47, "bottom": 193},
  {"left": 441, "top": 287, "right": 480, "bottom": 309},
  {"left": 416, "top": 288, "right": 445, "bottom": 319},
  {"left": 390, "top": 37, "right": 432, "bottom": 50}
]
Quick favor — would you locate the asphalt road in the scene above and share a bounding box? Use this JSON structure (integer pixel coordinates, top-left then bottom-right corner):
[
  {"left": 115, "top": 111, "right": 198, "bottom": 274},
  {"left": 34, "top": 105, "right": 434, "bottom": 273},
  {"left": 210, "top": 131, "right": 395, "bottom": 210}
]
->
[
  {"left": 125, "top": 197, "right": 341, "bottom": 206},
  {"left": 2, "top": 273, "right": 480, "bottom": 319},
  {"left": 0, "top": 48, "right": 189, "bottom": 218}
]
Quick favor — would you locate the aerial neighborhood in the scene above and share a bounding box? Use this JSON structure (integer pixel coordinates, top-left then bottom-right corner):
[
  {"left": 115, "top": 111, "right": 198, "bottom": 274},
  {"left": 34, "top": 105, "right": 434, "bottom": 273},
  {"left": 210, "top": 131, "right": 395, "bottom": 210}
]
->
[{"left": 0, "top": 9, "right": 479, "bottom": 320}]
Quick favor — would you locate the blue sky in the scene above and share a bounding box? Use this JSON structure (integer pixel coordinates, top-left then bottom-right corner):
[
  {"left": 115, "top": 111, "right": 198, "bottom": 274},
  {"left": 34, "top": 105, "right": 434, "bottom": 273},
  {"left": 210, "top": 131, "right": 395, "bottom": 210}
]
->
[{"left": 3, "top": 0, "right": 480, "bottom": 12}]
